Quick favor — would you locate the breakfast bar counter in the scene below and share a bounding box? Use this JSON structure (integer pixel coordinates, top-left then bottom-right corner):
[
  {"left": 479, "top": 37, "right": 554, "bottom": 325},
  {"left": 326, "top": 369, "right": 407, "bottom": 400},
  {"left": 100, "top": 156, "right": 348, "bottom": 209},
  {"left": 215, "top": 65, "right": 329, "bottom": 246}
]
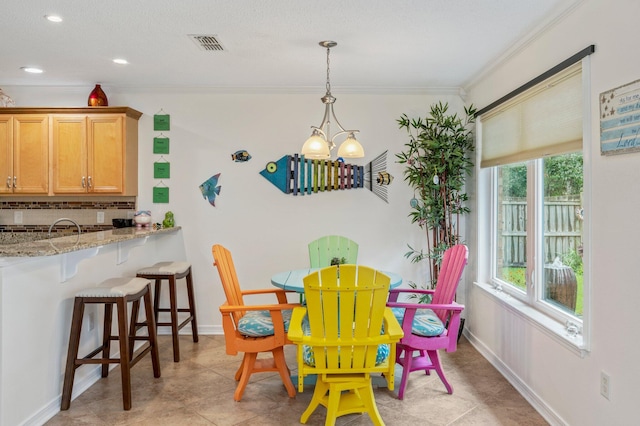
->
[
  {"left": 0, "top": 226, "right": 181, "bottom": 257},
  {"left": 0, "top": 226, "right": 187, "bottom": 426}
]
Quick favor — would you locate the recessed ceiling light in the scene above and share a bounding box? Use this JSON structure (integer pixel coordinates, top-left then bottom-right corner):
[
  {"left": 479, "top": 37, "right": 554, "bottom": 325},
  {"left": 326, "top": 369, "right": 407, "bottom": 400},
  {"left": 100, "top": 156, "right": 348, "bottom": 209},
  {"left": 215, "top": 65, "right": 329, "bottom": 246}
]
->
[
  {"left": 45, "top": 15, "right": 63, "bottom": 23},
  {"left": 113, "top": 58, "right": 129, "bottom": 65},
  {"left": 21, "top": 67, "right": 44, "bottom": 74}
]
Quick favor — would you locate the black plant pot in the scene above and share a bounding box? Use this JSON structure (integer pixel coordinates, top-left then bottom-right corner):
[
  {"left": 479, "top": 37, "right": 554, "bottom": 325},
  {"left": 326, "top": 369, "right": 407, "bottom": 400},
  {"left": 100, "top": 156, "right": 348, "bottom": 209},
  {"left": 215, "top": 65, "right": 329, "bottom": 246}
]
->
[{"left": 457, "top": 318, "right": 466, "bottom": 342}]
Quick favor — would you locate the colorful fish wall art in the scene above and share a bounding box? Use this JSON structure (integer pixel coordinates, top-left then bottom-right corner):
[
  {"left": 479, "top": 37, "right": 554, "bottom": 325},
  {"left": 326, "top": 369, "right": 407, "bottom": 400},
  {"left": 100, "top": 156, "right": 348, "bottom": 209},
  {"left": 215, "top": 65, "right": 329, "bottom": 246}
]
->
[
  {"left": 231, "top": 150, "right": 251, "bottom": 162},
  {"left": 259, "top": 151, "right": 393, "bottom": 203},
  {"left": 199, "top": 173, "right": 222, "bottom": 207}
]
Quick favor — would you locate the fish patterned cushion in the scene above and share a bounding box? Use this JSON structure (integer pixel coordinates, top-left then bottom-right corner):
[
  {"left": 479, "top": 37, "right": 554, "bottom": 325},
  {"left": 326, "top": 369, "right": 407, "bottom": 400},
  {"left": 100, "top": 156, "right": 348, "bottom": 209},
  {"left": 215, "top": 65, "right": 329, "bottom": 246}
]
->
[
  {"left": 301, "top": 317, "right": 390, "bottom": 367},
  {"left": 391, "top": 307, "right": 445, "bottom": 337},
  {"left": 237, "top": 309, "right": 292, "bottom": 337}
]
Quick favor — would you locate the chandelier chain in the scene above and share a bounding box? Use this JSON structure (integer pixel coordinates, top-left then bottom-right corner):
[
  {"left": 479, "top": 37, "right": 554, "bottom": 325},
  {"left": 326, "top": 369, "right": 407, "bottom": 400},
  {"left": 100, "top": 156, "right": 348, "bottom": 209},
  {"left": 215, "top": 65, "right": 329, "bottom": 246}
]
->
[{"left": 325, "top": 45, "right": 331, "bottom": 94}]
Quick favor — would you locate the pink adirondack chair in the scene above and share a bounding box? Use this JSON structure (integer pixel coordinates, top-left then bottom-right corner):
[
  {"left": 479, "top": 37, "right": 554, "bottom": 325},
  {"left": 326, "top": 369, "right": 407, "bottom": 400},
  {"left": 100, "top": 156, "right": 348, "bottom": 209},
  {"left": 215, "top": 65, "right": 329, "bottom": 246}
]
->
[{"left": 386, "top": 244, "right": 468, "bottom": 399}]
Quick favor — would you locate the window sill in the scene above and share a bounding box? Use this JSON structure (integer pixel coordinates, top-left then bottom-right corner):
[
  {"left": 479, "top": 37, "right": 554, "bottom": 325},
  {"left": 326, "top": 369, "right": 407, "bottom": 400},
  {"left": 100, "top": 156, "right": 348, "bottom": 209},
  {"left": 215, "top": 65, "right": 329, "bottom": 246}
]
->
[{"left": 473, "top": 281, "right": 589, "bottom": 357}]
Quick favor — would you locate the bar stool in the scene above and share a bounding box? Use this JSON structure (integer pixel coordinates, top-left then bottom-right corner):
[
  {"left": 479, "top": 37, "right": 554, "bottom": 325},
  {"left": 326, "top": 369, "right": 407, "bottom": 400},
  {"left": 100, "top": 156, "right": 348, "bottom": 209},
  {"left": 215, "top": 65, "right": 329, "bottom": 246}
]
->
[
  {"left": 61, "top": 277, "right": 161, "bottom": 411},
  {"left": 136, "top": 261, "right": 198, "bottom": 362}
]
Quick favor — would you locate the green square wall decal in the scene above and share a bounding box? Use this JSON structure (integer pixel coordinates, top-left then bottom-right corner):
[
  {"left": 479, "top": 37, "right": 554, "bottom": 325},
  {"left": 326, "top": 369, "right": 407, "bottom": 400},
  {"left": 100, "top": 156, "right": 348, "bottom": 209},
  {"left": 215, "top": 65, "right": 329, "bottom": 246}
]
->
[
  {"left": 154, "top": 114, "right": 170, "bottom": 131},
  {"left": 154, "top": 162, "right": 170, "bottom": 179},
  {"left": 153, "top": 187, "right": 169, "bottom": 203},
  {"left": 153, "top": 137, "right": 170, "bottom": 154}
]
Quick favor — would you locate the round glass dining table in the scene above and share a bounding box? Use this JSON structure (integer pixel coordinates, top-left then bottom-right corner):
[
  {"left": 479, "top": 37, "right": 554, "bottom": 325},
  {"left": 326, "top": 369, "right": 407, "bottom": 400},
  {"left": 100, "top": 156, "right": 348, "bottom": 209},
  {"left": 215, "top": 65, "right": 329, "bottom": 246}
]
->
[{"left": 271, "top": 267, "right": 402, "bottom": 293}]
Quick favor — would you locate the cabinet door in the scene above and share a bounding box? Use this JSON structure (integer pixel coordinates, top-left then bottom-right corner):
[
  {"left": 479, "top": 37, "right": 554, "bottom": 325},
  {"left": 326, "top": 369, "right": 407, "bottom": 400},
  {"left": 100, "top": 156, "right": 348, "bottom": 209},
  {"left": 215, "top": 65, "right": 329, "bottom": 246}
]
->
[
  {"left": 88, "top": 115, "right": 124, "bottom": 193},
  {"left": 52, "top": 115, "right": 88, "bottom": 194},
  {"left": 0, "top": 116, "right": 12, "bottom": 194},
  {"left": 13, "top": 115, "right": 48, "bottom": 194}
]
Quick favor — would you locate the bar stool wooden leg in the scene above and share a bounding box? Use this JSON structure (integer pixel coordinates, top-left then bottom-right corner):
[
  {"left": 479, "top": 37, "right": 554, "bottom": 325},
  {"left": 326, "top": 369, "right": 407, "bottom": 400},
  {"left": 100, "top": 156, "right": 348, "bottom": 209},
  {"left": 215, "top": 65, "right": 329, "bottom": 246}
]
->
[
  {"left": 153, "top": 279, "right": 162, "bottom": 325},
  {"left": 102, "top": 303, "right": 113, "bottom": 378},
  {"left": 129, "top": 298, "right": 141, "bottom": 360},
  {"left": 185, "top": 268, "right": 199, "bottom": 343},
  {"left": 116, "top": 297, "right": 132, "bottom": 410},
  {"left": 61, "top": 298, "right": 85, "bottom": 411},
  {"left": 143, "top": 289, "right": 162, "bottom": 377},
  {"left": 168, "top": 276, "right": 180, "bottom": 362}
]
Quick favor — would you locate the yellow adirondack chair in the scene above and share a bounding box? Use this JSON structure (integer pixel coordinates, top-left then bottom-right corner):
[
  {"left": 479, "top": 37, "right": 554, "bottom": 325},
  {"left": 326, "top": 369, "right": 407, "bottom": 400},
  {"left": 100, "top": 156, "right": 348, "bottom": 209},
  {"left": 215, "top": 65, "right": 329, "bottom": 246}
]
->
[
  {"left": 308, "top": 235, "right": 358, "bottom": 267},
  {"left": 288, "top": 265, "right": 403, "bottom": 426}
]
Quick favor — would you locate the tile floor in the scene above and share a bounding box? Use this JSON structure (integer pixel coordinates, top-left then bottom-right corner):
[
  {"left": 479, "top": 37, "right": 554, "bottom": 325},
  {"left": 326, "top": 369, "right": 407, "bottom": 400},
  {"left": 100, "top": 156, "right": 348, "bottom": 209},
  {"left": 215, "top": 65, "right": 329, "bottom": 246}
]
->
[{"left": 46, "top": 335, "right": 549, "bottom": 425}]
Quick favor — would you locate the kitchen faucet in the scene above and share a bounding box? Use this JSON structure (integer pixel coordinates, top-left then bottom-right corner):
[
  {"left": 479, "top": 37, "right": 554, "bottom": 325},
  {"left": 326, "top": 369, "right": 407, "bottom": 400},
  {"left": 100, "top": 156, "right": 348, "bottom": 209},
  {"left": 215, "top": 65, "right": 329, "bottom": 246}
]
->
[{"left": 48, "top": 218, "right": 81, "bottom": 239}]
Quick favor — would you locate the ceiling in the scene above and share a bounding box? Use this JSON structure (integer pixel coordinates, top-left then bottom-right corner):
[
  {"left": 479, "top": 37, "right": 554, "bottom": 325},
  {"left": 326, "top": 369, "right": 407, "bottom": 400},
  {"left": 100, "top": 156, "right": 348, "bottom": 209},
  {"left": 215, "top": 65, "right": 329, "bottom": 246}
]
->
[{"left": 1, "top": 0, "right": 578, "bottom": 91}]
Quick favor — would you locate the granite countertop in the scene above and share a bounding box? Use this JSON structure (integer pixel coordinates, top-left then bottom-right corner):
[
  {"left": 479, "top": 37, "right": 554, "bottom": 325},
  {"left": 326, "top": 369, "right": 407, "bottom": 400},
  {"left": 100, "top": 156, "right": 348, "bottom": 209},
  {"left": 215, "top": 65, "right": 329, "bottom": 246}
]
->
[{"left": 0, "top": 226, "right": 181, "bottom": 257}]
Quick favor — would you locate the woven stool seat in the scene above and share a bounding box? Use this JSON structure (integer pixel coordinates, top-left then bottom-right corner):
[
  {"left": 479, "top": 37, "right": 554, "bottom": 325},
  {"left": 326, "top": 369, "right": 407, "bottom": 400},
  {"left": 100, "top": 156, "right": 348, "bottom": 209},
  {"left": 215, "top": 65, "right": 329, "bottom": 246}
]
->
[
  {"left": 75, "top": 277, "right": 150, "bottom": 297},
  {"left": 61, "top": 277, "right": 161, "bottom": 411},
  {"left": 137, "top": 261, "right": 191, "bottom": 276},
  {"left": 136, "top": 261, "right": 198, "bottom": 362}
]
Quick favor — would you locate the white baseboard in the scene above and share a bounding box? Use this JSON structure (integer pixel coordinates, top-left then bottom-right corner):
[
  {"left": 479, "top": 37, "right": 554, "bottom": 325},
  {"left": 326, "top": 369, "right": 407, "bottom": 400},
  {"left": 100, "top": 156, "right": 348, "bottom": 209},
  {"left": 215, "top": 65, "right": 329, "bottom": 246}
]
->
[
  {"left": 462, "top": 329, "right": 567, "bottom": 426},
  {"left": 21, "top": 366, "right": 102, "bottom": 426}
]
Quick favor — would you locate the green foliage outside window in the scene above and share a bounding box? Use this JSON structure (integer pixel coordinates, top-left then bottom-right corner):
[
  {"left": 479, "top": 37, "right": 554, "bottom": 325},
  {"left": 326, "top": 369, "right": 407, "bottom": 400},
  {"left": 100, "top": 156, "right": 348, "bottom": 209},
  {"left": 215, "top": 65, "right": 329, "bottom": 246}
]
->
[
  {"left": 502, "top": 154, "right": 583, "bottom": 198},
  {"left": 502, "top": 266, "right": 584, "bottom": 315}
]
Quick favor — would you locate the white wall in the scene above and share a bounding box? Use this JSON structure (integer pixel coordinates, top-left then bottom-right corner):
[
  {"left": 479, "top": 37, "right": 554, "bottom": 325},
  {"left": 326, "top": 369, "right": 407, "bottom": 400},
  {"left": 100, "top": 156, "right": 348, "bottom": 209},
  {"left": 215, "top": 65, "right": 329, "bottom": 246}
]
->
[{"left": 465, "top": 0, "right": 639, "bottom": 424}]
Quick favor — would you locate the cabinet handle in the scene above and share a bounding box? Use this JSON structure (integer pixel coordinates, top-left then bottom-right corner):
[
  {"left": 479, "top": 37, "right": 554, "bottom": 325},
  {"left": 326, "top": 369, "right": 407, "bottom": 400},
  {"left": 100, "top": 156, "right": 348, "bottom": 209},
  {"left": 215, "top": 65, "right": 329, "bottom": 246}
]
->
[
  {"left": 81, "top": 177, "right": 86, "bottom": 188},
  {"left": 13, "top": 176, "right": 16, "bottom": 188},
  {"left": 88, "top": 176, "right": 92, "bottom": 188},
  {"left": 6, "top": 176, "right": 10, "bottom": 188}
]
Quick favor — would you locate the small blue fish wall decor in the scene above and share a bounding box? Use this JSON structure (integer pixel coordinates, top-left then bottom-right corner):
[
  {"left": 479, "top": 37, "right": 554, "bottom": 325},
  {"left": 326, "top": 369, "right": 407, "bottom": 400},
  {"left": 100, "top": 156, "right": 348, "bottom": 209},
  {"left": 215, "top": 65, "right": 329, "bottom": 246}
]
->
[
  {"left": 259, "top": 151, "right": 393, "bottom": 203},
  {"left": 231, "top": 150, "right": 251, "bottom": 162},
  {"left": 199, "top": 173, "right": 222, "bottom": 207}
]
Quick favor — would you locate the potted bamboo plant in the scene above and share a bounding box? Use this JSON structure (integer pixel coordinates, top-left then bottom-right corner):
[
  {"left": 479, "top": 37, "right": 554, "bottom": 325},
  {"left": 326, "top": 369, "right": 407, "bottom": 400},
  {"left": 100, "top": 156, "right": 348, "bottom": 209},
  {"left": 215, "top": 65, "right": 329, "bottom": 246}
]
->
[{"left": 396, "top": 101, "right": 476, "bottom": 291}]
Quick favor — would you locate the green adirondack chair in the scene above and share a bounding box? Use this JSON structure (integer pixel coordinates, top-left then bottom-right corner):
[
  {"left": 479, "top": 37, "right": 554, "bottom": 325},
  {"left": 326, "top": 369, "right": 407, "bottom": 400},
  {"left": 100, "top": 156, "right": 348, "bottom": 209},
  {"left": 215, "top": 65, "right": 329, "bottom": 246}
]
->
[{"left": 308, "top": 235, "right": 359, "bottom": 267}]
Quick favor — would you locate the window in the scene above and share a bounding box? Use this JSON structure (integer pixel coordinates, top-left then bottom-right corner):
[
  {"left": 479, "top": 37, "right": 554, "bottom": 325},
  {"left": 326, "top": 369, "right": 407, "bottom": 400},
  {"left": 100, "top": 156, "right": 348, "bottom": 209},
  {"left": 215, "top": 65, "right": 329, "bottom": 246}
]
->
[
  {"left": 493, "top": 154, "right": 584, "bottom": 322},
  {"left": 477, "top": 52, "right": 592, "bottom": 349}
]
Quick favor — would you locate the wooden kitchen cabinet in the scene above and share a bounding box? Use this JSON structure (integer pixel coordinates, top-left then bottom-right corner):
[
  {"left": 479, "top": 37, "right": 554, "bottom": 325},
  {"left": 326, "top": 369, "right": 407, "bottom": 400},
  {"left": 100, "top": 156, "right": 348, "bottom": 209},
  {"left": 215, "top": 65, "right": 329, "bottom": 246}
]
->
[
  {"left": 0, "top": 114, "right": 49, "bottom": 194},
  {"left": 52, "top": 111, "right": 139, "bottom": 194},
  {"left": 0, "top": 107, "right": 141, "bottom": 196},
  {"left": 52, "top": 108, "right": 140, "bottom": 195},
  {"left": 51, "top": 115, "right": 87, "bottom": 193},
  {"left": 87, "top": 114, "right": 133, "bottom": 195}
]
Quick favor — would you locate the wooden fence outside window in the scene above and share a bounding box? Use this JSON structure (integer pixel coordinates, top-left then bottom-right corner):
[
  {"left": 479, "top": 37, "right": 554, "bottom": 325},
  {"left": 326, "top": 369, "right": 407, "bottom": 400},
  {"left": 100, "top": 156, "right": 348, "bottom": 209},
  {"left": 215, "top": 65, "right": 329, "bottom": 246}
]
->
[{"left": 499, "top": 197, "right": 583, "bottom": 266}]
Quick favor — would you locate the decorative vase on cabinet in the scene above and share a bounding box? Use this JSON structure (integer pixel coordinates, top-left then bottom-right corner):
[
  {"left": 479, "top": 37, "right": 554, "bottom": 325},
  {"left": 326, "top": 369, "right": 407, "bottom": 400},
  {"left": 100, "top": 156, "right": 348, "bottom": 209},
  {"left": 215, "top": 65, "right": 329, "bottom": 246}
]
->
[
  {"left": 0, "top": 88, "right": 15, "bottom": 107},
  {"left": 87, "top": 84, "right": 108, "bottom": 106}
]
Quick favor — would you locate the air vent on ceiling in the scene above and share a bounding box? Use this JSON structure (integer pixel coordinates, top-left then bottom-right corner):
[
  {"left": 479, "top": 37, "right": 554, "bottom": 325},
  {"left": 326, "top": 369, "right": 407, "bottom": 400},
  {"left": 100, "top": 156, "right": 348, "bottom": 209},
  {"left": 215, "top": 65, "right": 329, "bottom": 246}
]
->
[{"left": 189, "top": 35, "right": 225, "bottom": 52}]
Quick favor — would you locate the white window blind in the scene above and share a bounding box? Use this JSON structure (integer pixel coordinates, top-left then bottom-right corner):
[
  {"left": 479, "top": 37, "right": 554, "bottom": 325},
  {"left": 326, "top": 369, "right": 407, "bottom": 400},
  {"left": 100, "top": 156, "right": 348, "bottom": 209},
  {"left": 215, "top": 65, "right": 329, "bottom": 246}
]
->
[{"left": 480, "top": 62, "right": 583, "bottom": 168}]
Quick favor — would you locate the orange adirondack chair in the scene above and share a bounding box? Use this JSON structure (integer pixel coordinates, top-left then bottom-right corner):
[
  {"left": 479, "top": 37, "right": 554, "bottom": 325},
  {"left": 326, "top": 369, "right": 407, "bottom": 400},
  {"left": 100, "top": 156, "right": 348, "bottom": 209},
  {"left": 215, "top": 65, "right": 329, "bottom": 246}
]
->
[
  {"left": 386, "top": 244, "right": 468, "bottom": 399},
  {"left": 288, "top": 265, "right": 403, "bottom": 425},
  {"left": 212, "top": 244, "right": 298, "bottom": 401}
]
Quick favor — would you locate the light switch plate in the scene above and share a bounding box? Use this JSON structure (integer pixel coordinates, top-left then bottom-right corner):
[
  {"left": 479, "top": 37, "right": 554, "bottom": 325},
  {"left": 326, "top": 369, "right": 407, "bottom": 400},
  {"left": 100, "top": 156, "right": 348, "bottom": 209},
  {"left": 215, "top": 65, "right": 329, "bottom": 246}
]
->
[
  {"left": 97, "top": 212, "right": 104, "bottom": 223},
  {"left": 14, "top": 211, "right": 23, "bottom": 224}
]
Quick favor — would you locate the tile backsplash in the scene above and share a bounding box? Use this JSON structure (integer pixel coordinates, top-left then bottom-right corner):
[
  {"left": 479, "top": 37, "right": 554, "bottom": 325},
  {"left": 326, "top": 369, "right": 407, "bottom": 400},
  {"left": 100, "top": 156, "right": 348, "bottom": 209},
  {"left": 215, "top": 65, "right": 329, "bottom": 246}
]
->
[{"left": 0, "top": 196, "right": 136, "bottom": 234}]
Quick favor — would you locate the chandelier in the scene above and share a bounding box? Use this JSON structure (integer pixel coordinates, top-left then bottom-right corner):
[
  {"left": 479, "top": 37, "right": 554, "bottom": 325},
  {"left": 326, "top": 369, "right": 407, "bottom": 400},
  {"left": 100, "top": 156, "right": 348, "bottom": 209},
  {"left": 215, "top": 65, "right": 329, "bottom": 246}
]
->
[{"left": 300, "top": 41, "right": 364, "bottom": 159}]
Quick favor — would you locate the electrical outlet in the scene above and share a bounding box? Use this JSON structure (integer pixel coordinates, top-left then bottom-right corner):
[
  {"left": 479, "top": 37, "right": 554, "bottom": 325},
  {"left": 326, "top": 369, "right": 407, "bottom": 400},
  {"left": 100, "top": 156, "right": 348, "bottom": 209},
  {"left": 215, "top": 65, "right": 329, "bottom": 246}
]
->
[
  {"left": 14, "top": 211, "right": 23, "bottom": 224},
  {"left": 600, "top": 371, "right": 610, "bottom": 400},
  {"left": 97, "top": 211, "right": 105, "bottom": 223},
  {"left": 88, "top": 312, "right": 95, "bottom": 331}
]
